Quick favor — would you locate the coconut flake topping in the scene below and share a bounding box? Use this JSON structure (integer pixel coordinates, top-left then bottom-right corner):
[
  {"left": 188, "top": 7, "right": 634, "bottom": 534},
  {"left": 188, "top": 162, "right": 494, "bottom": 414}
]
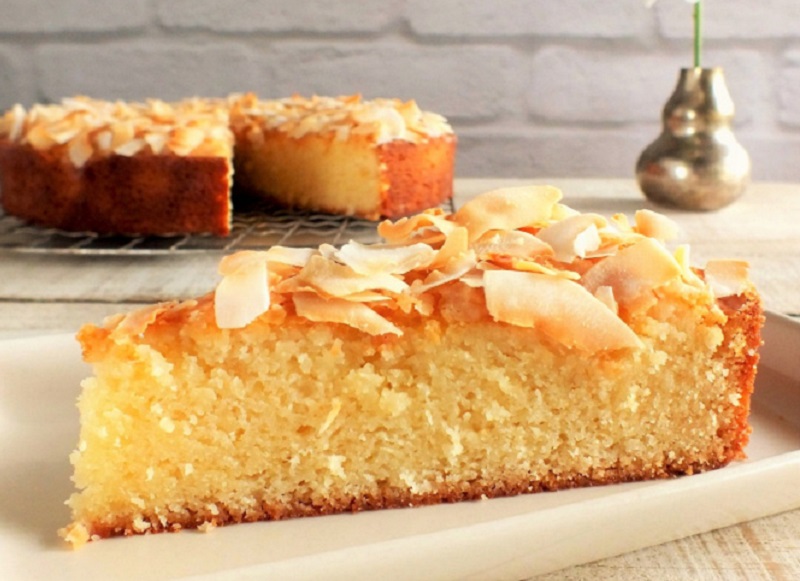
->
[{"left": 210, "top": 185, "right": 752, "bottom": 353}]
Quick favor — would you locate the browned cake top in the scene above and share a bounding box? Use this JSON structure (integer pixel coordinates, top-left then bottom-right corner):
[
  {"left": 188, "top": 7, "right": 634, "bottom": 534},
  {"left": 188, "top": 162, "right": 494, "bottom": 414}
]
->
[
  {"left": 0, "top": 94, "right": 454, "bottom": 170},
  {"left": 229, "top": 93, "right": 453, "bottom": 145},
  {"left": 0, "top": 97, "right": 232, "bottom": 167},
  {"left": 100, "top": 186, "right": 752, "bottom": 356}
]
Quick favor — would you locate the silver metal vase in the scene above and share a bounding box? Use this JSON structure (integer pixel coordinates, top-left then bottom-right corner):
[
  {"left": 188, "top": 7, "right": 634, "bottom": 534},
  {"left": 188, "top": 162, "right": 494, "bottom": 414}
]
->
[{"left": 636, "top": 67, "right": 751, "bottom": 211}]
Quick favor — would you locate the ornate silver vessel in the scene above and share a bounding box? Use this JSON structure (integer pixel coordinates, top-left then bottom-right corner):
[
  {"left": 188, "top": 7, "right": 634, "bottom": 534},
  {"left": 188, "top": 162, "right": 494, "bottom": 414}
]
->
[{"left": 636, "top": 67, "right": 750, "bottom": 211}]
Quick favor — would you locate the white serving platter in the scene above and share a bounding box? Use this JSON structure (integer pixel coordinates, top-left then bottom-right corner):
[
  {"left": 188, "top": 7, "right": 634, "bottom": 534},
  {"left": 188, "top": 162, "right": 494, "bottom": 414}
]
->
[{"left": 1, "top": 312, "right": 798, "bottom": 580}]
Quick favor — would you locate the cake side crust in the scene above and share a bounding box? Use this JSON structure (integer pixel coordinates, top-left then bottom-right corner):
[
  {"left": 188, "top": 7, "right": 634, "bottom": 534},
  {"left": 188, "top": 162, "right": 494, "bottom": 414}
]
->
[
  {"left": 714, "top": 287, "right": 764, "bottom": 456},
  {"left": 0, "top": 141, "right": 232, "bottom": 235},
  {"left": 377, "top": 135, "right": 456, "bottom": 218}
]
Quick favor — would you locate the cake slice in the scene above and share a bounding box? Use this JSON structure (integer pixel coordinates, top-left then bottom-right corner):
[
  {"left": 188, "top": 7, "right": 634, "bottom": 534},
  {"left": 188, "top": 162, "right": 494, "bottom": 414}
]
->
[{"left": 60, "top": 185, "right": 763, "bottom": 547}]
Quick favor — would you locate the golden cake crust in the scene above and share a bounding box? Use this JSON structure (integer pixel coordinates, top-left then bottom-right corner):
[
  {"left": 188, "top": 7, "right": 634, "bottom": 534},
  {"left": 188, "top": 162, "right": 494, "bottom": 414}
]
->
[
  {"left": 377, "top": 136, "right": 456, "bottom": 218},
  {"left": 716, "top": 290, "right": 764, "bottom": 452},
  {"left": 0, "top": 140, "right": 232, "bottom": 235}
]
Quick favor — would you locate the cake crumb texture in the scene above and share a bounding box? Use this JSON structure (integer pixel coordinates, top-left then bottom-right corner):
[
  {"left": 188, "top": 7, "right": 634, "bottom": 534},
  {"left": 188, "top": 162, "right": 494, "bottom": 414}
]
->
[{"left": 65, "top": 285, "right": 761, "bottom": 543}]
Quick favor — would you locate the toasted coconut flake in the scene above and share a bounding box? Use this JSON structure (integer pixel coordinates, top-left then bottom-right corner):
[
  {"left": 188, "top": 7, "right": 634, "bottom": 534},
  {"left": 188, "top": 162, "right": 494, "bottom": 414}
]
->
[
  {"left": 144, "top": 132, "right": 168, "bottom": 155},
  {"left": 293, "top": 293, "right": 401, "bottom": 336},
  {"left": 705, "top": 260, "right": 750, "bottom": 298},
  {"left": 5, "top": 104, "right": 25, "bottom": 141},
  {"left": 378, "top": 210, "right": 455, "bottom": 243},
  {"left": 264, "top": 246, "right": 316, "bottom": 267},
  {"left": 551, "top": 203, "right": 580, "bottom": 221},
  {"left": 425, "top": 214, "right": 460, "bottom": 237},
  {"left": 634, "top": 209, "right": 679, "bottom": 241},
  {"left": 573, "top": 226, "right": 602, "bottom": 259},
  {"left": 218, "top": 251, "right": 270, "bottom": 276},
  {"left": 50, "top": 125, "right": 81, "bottom": 145},
  {"left": 215, "top": 271, "right": 269, "bottom": 329},
  {"left": 114, "top": 302, "right": 175, "bottom": 336},
  {"left": 338, "top": 291, "right": 392, "bottom": 303},
  {"left": 581, "top": 238, "right": 683, "bottom": 307},
  {"left": 215, "top": 251, "right": 270, "bottom": 329},
  {"left": 473, "top": 230, "right": 553, "bottom": 260},
  {"left": 377, "top": 216, "right": 422, "bottom": 242},
  {"left": 335, "top": 241, "right": 435, "bottom": 275},
  {"left": 114, "top": 138, "right": 145, "bottom": 157},
  {"left": 674, "top": 245, "right": 705, "bottom": 286},
  {"left": 431, "top": 226, "right": 470, "bottom": 269},
  {"left": 25, "top": 124, "right": 56, "bottom": 149},
  {"left": 94, "top": 129, "right": 112, "bottom": 152},
  {"left": 459, "top": 271, "right": 485, "bottom": 288},
  {"left": 610, "top": 213, "right": 633, "bottom": 232},
  {"left": 170, "top": 126, "right": 206, "bottom": 155},
  {"left": 67, "top": 132, "right": 93, "bottom": 168},
  {"left": 411, "top": 251, "right": 477, "bottom": 294},
  {"left": 537, "top": 214, "right": 606, "bottom": 263},
  {"left": 294, "top": 255, "right": 407, "bottom": 297},
  {"left": 401, "top": 226, "right": 448, "bottom": 247},
  {"left": 97, "top": 177, "right": 751, "bottom": 344},
  {"left": 273, "top": 277, "right": 317, "bottom": 296},
  {"left": 588, "top": 224, "right": 647, "bottom": 258},
  {"left": 582, "top": 247, "right": 620, "bottom": 260},
  {"left": 453, "top": 185, "right": 563, "bottom": 242},
  {"left": 594, "top": 285, "right": 619, "bottom": 315},
  {"left": 484, "top": 270, "right": 641, "bottom": 352},
  {"left": 318, "top": 244, "right": 337, "bottom": 260},
  {"left": 111, "top": 121, "right": 136, "bottom": 150},
  {"left": 498, "top": 258, "right": 581, "bottom": 280}
]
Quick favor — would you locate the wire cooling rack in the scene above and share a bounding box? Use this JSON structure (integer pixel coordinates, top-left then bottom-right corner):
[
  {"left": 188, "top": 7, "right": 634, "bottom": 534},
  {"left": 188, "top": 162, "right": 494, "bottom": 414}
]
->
[{"left": 0, "top": 197, "right": 454, "bottom": 256}]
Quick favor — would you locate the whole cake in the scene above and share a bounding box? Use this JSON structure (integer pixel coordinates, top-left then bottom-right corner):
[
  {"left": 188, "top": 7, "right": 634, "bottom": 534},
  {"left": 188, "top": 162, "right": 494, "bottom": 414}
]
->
[
  {"left": 0, "top": 94, "right": 455, "bottom": 235},
  {"left": 59, "top": 185, "right": 763, "bottom": 547}
]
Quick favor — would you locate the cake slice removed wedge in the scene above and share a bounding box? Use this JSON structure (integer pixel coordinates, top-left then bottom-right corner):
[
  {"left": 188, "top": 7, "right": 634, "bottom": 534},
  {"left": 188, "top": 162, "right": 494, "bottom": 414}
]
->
[{"left": 60, "top": 185, "right": 763, "bottom": 547}]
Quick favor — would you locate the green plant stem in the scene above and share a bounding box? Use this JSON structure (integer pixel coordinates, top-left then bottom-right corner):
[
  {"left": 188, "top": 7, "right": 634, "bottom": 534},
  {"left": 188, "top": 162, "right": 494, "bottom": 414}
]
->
[{"left": 693, "top": 1, "right": 702, "bottom": 68}]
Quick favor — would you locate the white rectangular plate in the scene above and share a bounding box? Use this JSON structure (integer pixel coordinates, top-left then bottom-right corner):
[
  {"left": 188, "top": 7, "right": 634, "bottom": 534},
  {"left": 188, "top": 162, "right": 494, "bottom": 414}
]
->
[{"left": 1, "top": 313, "right": 799, "bottom": 580}]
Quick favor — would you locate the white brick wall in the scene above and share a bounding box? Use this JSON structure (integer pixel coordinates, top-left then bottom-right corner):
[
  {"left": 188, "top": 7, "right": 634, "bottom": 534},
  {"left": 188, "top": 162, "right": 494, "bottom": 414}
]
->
[{"left": 1, "top": 0, "right": 799, "bottom": 181}]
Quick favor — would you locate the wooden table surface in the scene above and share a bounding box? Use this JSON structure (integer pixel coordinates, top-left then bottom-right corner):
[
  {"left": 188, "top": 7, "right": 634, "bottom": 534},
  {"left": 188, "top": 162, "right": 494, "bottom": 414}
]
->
[{"left": 1, "top": 178, "right": 799, "bottom": 579}]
